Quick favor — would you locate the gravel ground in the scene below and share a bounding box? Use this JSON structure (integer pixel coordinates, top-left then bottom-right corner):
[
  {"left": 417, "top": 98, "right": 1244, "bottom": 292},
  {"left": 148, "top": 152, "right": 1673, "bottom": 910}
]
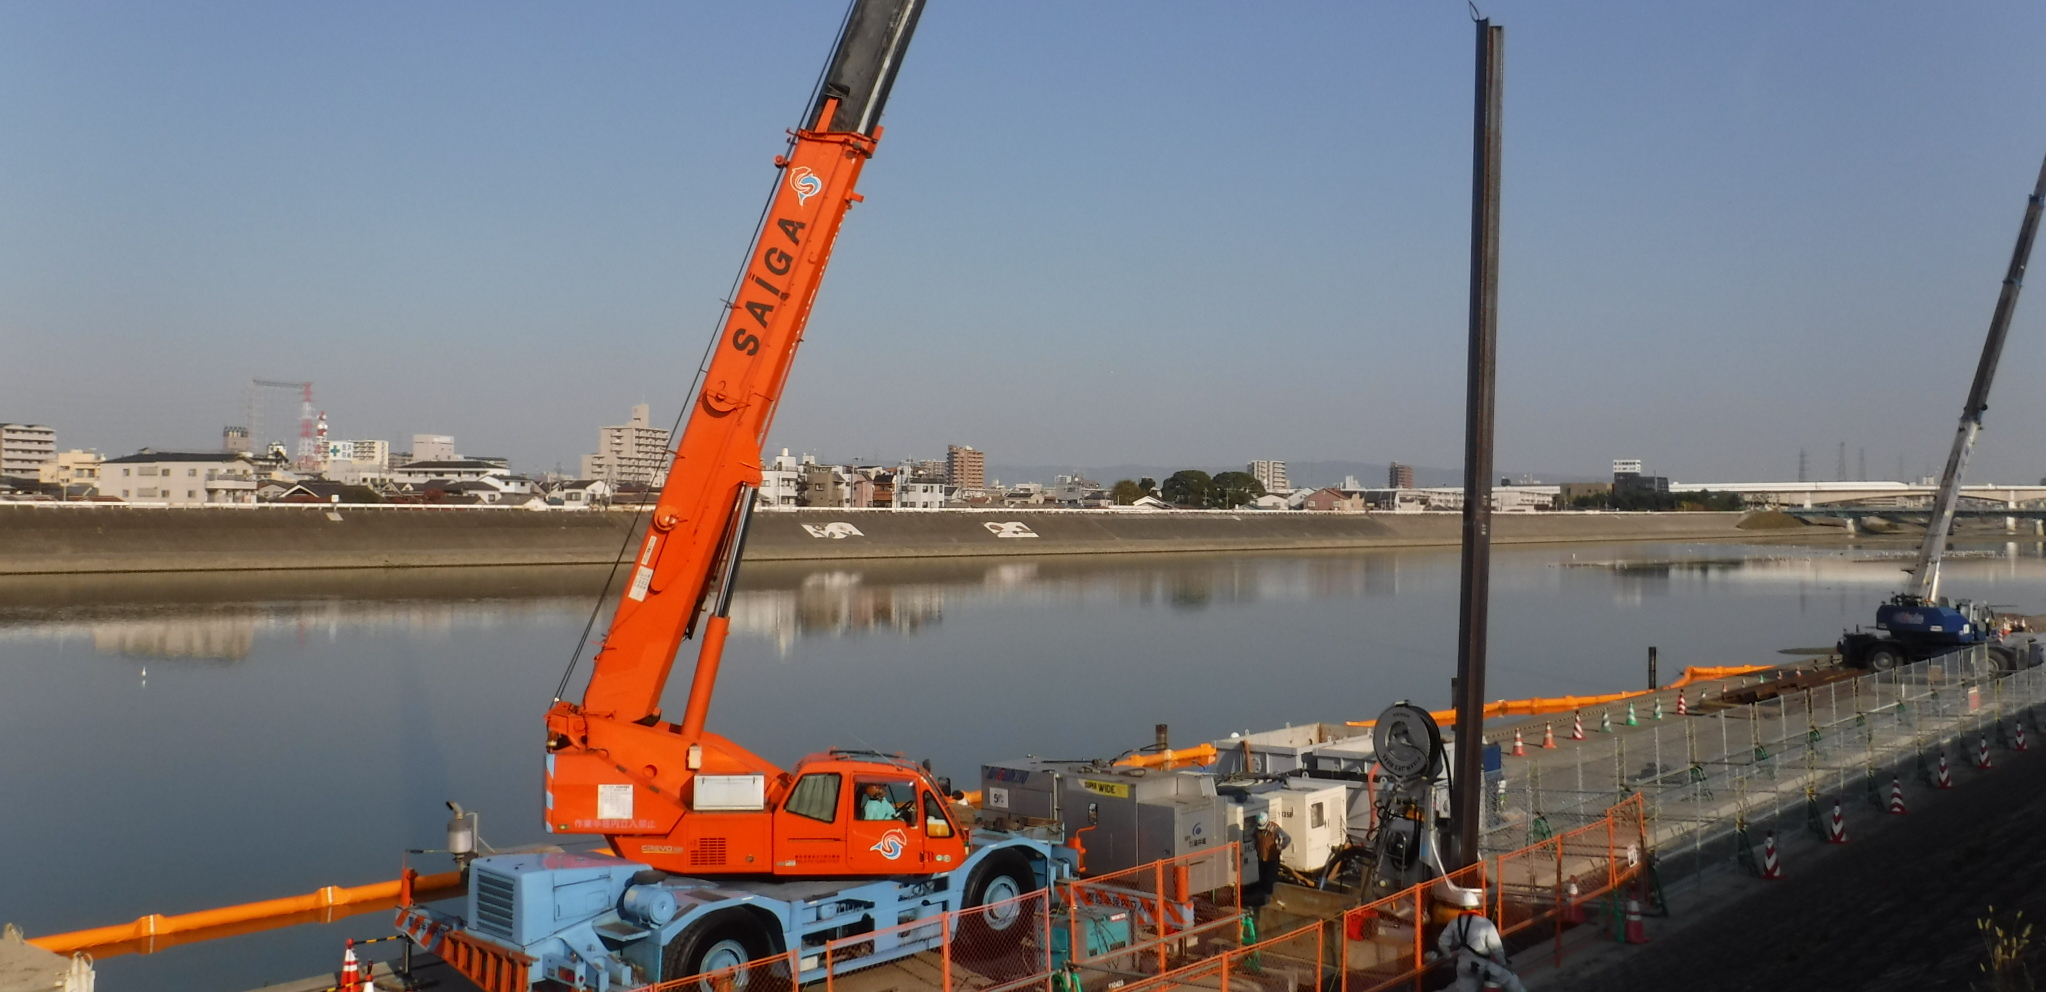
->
[{"left": 1565, "top": 742, "right": 2046, "bottom": 991}]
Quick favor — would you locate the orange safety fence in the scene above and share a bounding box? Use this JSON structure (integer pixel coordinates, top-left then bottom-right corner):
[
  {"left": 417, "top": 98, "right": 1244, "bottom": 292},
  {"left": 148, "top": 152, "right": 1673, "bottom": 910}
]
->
[
  {"left": 1339, "top": 795, "right": 1647, "bottom": 992},
  {"left": 648, "top": 795, "right": 1646, "bottom": 992},
  {"left": 1109, "top": 923, "right": 1326, "bottom": 992},
  {"left": 27, "top": 868, "right": 464, "bottom": 960},
  {"left": 1063, "top": 844, "right": 1242, "bottom": 972},
  {"left": 1346, "top": 667, "right": 1777, "bottom": 728}
]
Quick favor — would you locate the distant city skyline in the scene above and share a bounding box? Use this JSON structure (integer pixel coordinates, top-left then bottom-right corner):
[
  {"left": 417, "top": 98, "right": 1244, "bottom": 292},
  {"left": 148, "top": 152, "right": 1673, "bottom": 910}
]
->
[{"left": 8, "top": 3, "right": 2046, "bottom": 483}]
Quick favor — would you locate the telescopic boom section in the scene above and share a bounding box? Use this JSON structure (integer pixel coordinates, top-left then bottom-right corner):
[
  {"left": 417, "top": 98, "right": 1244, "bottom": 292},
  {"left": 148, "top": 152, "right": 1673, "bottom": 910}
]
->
[
  {"left": 1908, "top": 148, "right": 2046, "bottom": 603},
  {"left": 575, "top": 0, "right": 924, "bottom": 727}
]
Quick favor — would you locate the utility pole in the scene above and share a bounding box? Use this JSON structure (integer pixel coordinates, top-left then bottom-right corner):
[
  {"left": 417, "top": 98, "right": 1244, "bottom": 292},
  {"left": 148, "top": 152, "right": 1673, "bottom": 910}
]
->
[
  {"left": 1836, "top": 442, "right": 1847, "bottom": 483},
  {"left": 1451, "top": 14, "right": 1504, "bottom": 871},
  {"left": 1798, "top": 448, "right": 1807, "bottom": 483}
]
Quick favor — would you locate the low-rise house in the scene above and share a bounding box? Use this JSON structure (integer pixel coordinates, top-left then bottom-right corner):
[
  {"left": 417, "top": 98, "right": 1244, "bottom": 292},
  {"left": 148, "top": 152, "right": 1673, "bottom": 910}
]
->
[
  {"left": 268, "top": 481, "right": 383, "bottom": 504},
  {"left": 1298, "top": 487, "right": 1367, "bottom": 512},
  {"left": 545, "top": 479, "right": 614, "bottom": 508}
]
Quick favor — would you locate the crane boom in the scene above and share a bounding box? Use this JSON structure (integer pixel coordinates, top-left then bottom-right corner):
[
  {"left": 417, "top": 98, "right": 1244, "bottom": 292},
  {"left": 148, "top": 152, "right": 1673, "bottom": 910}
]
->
[
  {"left": 1908, "top": 148, "right": 2046, "bottom": 603},
  {"left": 579, "top": 0, "right": 923, "bottom": 724},
  {"left": 541, "top": 0, "right": 942, "bottom": 877}
]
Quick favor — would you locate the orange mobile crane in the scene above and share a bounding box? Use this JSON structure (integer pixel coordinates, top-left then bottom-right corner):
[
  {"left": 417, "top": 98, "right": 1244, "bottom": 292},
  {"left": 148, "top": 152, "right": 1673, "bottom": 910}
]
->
[{"left": 396, "top": 4, "right": 1059, "bottom": 990}]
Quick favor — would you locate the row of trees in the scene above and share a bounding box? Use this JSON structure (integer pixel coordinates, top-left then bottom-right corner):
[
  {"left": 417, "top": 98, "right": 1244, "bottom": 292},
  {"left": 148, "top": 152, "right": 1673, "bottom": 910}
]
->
[
  {"left": 1109, "top": 470, "right": 1268, "bottom": 509},
  {"left": 1567, "top": 489, "right": 1746, "bottom": 511}
]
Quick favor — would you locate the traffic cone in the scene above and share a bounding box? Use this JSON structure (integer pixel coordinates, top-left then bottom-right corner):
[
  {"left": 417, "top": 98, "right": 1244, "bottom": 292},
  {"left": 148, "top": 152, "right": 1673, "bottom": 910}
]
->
[
  {"left": 1978, "top": 733, "right": 1994, "bottom": 771},
  {"left": 2018, "top": 722, "right": 2030, "bottom": 752},
  {"left": 1937, "top": 751, "right": 1953, "bottom": 789},
  {"left": 1571, "top": 711, "right": 1586, "bottom": 741},
  {"left": 1542, "top": 722, "right": 1557, "bottom": 749},
  {"left": 1653, "top": 697, "right": 1664, "bottom": 721},
  {"left": 1623, "top": 897, "right": 1649, "bottom": 944},
  {"left": 1562, "top": 879, "right": 1586, "bottom": 924},
  {"left": 1626, "top": 702, "right": 1639, "bottom": 727},
  {"left": 341, "top": 940, "right": 362, "bottom": 992},
  {"left": 1676, "top": 691, "right": 1688, "bottom": 716},
  {"left": 1512, "top": 728, "right": 1526, "bottom": 757},
  {"left": 1600, "top": 710, "right": 1613, "bottom": 734},
  {"left": 1888, "top": 775, "right": 1908, "bottom": 815},
  {"left": 1826, "top": 800, "right": 1847, "bottom": 844},
  {"left": 1760, "top": 831, "right": 1783, "bottom": 879}
]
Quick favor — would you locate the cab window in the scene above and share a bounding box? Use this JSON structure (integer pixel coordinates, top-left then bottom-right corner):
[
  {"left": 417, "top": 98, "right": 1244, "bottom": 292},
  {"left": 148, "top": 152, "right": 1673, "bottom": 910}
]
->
[
  {"left": 855, "top": 779, "right": 917, "bottom": 824},
  {"left": 922, "top": 792, "right": 954, "bottom": 838},
  {"left": 785, "top": 773, "right": 841, "bottom": 823}
]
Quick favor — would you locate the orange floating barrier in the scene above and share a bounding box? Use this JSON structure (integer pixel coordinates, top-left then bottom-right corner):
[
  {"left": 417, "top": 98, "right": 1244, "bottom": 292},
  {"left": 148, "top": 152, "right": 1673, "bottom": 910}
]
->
[
  {"left": 1346, "top": 665, "right": 1775, "bottom": 728},
  {"left": 28, "top": 869, "right": 463, "bottom": 959}
]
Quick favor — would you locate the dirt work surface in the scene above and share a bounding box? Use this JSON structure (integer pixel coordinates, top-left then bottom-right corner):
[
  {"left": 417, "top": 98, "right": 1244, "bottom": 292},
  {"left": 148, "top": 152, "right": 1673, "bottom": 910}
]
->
[{"left": 1565, "top": 743, "right": 2046, "bottom": 991}]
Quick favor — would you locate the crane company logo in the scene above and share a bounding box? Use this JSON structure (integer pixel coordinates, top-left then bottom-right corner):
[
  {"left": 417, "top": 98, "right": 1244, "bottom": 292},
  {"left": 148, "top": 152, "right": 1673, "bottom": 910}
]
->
[
  {"left": 802, "top": 522, "right": 865, "bottom": 539},
  {"left": 985, "top": 522, "right": 1039, "bottom": 539},
  {"left": 790, "top": 166, "right": 821, "bottom": 205},
  {"left": 870, "top": 829, "right": 908, "bottom": 860},
  {"left": 1895, "top": 612, "right": 1924, "bottom": 625}
]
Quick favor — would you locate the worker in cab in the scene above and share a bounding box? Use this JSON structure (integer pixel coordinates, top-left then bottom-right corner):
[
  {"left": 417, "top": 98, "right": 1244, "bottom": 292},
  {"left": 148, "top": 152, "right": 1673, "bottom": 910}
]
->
[
  {"left": 858, "top": 784, "right": 897, "bottom": 821},
  {"left": 1435, "top": 887, "right": 1525, "bottom": 992}
]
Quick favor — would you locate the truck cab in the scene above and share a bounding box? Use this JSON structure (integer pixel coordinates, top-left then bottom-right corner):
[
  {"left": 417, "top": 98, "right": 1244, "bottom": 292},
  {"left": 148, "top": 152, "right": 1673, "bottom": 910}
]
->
[{"left": 770, "top": 752, "right": 970, "bottom": 875}]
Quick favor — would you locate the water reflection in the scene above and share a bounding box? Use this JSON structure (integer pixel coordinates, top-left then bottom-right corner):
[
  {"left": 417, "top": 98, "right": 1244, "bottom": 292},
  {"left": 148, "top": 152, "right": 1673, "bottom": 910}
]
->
[
  {"left": 91, "top": 616, "right": 255, "bottom": 661},
  {"left": 8, "top": 539, "right": 2046, "bottom": 992}
]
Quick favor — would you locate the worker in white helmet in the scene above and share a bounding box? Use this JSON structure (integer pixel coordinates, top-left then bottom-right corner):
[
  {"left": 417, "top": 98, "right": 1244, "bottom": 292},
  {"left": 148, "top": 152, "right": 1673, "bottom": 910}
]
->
[{"left": 1435, "top": 886, "right": 1525, "bottom": 992}]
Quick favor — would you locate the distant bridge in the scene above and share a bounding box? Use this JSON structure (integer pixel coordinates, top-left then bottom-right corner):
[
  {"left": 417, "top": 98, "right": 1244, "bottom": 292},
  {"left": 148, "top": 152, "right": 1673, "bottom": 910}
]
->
[{"left": 1671, "top": 481, "right": 2046, "bottom": 511}]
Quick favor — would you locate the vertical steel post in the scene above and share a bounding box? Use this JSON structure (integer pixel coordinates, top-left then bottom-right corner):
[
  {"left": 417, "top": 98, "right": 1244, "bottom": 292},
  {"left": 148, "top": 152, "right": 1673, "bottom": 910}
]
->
[
  {"left": 1648, "top": 646, "right": 1659, "bottom": 690},
  {"left": 1451, "top": 15, "right": 1506, "bottom": 870}
]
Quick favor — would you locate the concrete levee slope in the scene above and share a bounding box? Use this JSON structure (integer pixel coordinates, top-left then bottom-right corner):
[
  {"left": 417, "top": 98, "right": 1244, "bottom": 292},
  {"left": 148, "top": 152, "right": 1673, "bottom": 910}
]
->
[
  {"left": 741, "top": 508, "right": 1761, "bottom": 560},
  {"left": 0, "top": 505, "right": 643, "bottom": 574},
  {"left": 0, "top": 505, "right": 1775, "bottom": 575}
]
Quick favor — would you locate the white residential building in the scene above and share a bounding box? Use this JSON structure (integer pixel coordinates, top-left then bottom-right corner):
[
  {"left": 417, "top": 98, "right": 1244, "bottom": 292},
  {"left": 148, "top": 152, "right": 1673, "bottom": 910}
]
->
[
  {"left": 1, "top": 424, "right": 56, "bottom": 478},
  {"left": 390, "top": 459, "right": 511, "bottom": 486},
  {"left": 893, "top": 482, "right": 947, "bottom": 509},
  {"left": 407, "top": 435, "right": 457, "bottom": 464},
  {"left": 1249, "top": 460, "right": 1289, "bottom": 494},
  {"left": 759, "top": 449, "right": 802, "bottom": 508},
  {"left": 323, "top": 439, "right": 392, "bottom": 484},
  {"left": 581, "top": 404, "right": 672, "bottom": 485},
  {"left": 101, "top": 450, "right": 261, "bottom": 505}
]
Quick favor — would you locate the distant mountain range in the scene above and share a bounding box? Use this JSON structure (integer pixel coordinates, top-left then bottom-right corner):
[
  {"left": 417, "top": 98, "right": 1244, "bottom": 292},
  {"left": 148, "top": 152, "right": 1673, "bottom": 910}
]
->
[{"left": 985, "top": 461, "right": 1596, "bottom": 491}]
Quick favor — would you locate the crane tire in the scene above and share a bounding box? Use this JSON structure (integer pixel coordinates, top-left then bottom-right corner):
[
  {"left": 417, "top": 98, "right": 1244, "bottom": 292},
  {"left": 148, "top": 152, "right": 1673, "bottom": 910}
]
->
[
  {"left": 1991, "top": 646, "right": 2020, "bottom": 672},
  {"left": 664, "top": 913, "right": 781, "bottom": 992},
  {"left": 1865, "top": 644, "right": 1903, "bottom": 672},
  {"left": 956, "top": 851, "right": 1043, "bottom": 962}
]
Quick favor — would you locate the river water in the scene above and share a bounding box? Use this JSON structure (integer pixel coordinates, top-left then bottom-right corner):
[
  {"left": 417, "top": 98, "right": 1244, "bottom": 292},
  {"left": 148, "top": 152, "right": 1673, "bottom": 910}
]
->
[{"left": 6, "top": 538, "right": 2046, "bottom": 990}]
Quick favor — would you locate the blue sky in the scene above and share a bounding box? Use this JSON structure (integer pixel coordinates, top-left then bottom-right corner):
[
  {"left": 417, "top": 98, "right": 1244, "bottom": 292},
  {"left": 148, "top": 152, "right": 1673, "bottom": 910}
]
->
[{"left": 6, "top": 1, "right": 2046, "bottom": 483}]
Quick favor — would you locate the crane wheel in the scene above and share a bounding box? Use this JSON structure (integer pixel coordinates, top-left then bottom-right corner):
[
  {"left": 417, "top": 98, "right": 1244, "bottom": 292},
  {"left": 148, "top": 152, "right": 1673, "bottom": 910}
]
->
[
  {"left": 1991, "top": 646, "right": 2021, "bottom": 672},
  {"left": 955, "top": 851, "right": 1043, "bottom": 962},
  {"left": 664, "top": 913, "right": 781, "bottom": 992},
  {"left": 1865, "top": 645, "right": 1903, "bottom": 672}
]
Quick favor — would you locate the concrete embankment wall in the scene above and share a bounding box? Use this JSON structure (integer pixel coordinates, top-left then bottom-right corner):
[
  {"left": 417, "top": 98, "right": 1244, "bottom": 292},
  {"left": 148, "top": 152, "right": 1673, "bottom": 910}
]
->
[{"left": 0, "top": 504, "right": 1786, "bottom": 575}]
